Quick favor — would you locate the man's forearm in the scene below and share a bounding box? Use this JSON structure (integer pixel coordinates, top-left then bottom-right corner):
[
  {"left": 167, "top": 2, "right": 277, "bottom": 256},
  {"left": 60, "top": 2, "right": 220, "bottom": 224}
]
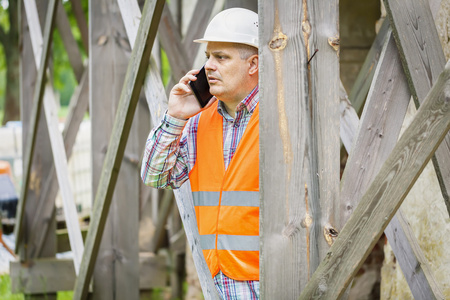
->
[{"left": 141, "top": 113, "right": 189, "bottom": 189}]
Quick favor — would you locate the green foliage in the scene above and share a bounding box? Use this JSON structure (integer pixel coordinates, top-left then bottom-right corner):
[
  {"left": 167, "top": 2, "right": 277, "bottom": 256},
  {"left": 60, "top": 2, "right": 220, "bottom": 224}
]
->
[
  {"left": 161, "top": 49, "right": 171, "bottom": 87},
  {"left": 0, "top": 274, "right": 73, "bottom": 300},
  {"left": 0, "top": 275, "right": 23, "bottom": 300}
]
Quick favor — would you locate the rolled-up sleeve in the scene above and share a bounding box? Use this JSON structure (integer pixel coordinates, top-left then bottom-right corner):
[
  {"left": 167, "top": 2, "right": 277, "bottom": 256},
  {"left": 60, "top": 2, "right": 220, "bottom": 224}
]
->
[{"left": 141, "top": 113, "right": 190, "bottom": 189}]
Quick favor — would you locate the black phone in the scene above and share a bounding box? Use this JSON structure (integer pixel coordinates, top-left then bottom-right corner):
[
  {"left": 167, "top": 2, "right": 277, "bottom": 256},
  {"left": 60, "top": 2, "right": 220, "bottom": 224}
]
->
[{"left": 189, "top": 66, "right": 213, "bottom": 108}]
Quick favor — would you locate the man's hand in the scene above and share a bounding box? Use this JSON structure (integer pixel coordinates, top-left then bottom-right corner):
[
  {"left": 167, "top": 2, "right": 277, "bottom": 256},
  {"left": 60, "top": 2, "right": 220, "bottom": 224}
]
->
[{"left": 168, "top": 69, "right": 215, "bottom": 120}]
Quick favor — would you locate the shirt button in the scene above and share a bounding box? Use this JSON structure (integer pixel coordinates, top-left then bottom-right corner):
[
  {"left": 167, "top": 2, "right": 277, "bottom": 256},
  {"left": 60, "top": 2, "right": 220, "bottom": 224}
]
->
[{"left": 165, "top": 123, "right": 169, "bottom": 128}]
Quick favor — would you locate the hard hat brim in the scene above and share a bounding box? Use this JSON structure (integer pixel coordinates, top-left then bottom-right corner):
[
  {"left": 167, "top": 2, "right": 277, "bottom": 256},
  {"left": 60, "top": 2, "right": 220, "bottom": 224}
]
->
[{"left": 193, "top": 38, "right": 259, "bottom": 49}]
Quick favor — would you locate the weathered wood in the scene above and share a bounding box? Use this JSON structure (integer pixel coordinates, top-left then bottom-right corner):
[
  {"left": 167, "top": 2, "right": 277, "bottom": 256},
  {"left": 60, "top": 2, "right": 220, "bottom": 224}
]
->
[
  {"left": 339, "top": 82, "right": 359, "bottom": 153},
  {"left": 28, "top": 69, "right": 89, "bottom": 259},
  {"left": 57, "top": 227, "right": 88, "bottom": 253},
  {"left": 299, "top": 61, "right": 450, "bottom": 299},
  {"left": 89, "top": 0, "right": 141, "bottom": 298},
  {"left": 181, "top": 0, "right": 216, "bottom": 59},
  {"left": 10, "top": 254, "right": 166, "bottom": 294},
  {"left": 308, "top": 0, "right": 340, "bottom": 263},
  {"left": 69, "top": 0, "right": 89, "bottom": 54},
  {"left": 117, "top": 2, "right": 220, "bottom": 298},
  {"left": 348, "top": 20, "right": 389, "bottom": 115},
  {"left": 385, "top": 211, "right": 445, "bottom": 300},
  {"left": 72, "top": 1, "right": 165, "bottom": 299},
  {"left": 55, "top": 2, "right": 84, "bottom": 82},
  {"left": 18, "top": 0, "right": 57, "bottom": 267},
  {"left": 259, "top": 1, "right": 312, "bottom": 298},
  {"left": 21, "top": 0, "right": 85, "bottom": 275},
  {"left": 384, "top": 0, "right": 450, "bottom": 216},
  {"left": 149, "top": 189, "right": 174, "bottom": 253},
  {"left": 14, "top": 0, "right": 59, "bottom": 252},
  {"left": 339, "top": 28, "right": 444, "bottom": 300},
  {"left": 159, "top": 4, "right": 190, "bottom": 80}
]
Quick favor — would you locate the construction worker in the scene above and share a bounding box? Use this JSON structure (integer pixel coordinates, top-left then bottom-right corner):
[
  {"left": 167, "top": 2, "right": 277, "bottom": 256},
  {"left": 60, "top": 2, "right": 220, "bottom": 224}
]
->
[{"left": 141, "top": 8, "right": 260, "bottom": 299}]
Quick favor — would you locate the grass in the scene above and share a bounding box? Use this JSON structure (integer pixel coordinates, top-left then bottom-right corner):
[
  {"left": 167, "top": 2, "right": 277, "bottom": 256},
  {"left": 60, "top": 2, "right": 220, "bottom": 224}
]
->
[{"left": 0, "top": 274, "right": 73, "bottom": 300}]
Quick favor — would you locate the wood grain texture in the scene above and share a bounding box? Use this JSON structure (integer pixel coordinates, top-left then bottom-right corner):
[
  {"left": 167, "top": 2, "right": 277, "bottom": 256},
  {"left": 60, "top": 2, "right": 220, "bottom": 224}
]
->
[
  {"left": 73, "top": 1, "right": 165, "bottom": 299},
  {"left": 385, "top": 211, "right": 445, "bottom": 299},
  {"left": 385, "top": 0, "right": 450, "bottom": 216},
  {"left": 307, "top": 0, "right": 340, "bottom": 262},
  {"left": 14, "top": 0, "right": 59, "bottom": 252},
  {"left": 339, "top": 28, "right": 443, "bottom": 300},
  {"left": 259, "top": 1, "right": 313, "bottom": 298},
  {"left": 299, "top": 61, "right": 450, "bottom": 299},
  {"left": 348, "top": 20, "right": 389, "bottom": 115}
]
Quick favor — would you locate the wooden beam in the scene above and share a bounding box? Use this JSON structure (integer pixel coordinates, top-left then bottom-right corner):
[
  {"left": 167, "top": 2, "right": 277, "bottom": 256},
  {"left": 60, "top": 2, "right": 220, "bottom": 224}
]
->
[
  {"left": 158, "top": 4, "right": 190, "bottom": 80},
  {"left": 117, "top": 2, "right": 220, "bottom": 298},
  {"left": 28, "top": 69, "right": 89, "bottom": 259},
  {"left": 339, "top": 28, "right": 444, "bottom": 300},
  {"left": 348, "top": 20, "right": 389, "bottom": 116},
  {"left": 307, "top": 0, "right": 340, "bottom": 263},
  {"left": 181, "top": 0, "right": 216, "bottom": 59},
  {"left": 20, "top": 0, "right": 85, "bottom": 275},
  {"left": 259, "top": 1, "right": 313, "bottom": 298},
  {"left": 299, "top": 61, "right": 450, "bottom": 299},
  {"left": 149, "top": 189, "right": 174, "bottom": 253},
  {"left": 11, "top": 254, "right": 166, "bottom": 294},
  {"left": 55, "top": 2, "right": 84, "bottom": 82},
  {"left": 385, "top": 211, "right": 445, "bottom": 299},
  {"left": 384, "top": 0, "right": 450, "bottom": 216},
  {"left": 339, "top": 81, "right": 359, "bottom": 153},
  {"left": 14, "top": 0, "right": 59, "bottom": 252},
  {"left": 72, "top": 1, "right": 165, "bottom": 298},
  {"left": 69, "top": 0, "right": 88, "bottom": 54}
]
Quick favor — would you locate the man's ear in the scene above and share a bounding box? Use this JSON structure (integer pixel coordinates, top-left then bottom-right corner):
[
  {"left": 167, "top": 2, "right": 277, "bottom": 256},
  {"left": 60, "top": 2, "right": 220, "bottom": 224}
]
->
[{"left": 248, "top": 55, "right": 259, "bottom": 75}]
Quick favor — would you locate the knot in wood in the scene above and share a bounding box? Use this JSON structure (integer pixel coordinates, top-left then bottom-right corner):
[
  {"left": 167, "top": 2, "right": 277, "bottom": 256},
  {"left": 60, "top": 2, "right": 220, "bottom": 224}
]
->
[
  {"left": 327, "top": 36, "right": 340, "bottom": 52},
  {"left": 269, "top": 32, "right": 288, "bottom": 51},
  {"left": 324, "top": 225, "right": 339, "bottom": 246},
  {"left": 302, "top": 20, "right": 311, "bottom": 35}
]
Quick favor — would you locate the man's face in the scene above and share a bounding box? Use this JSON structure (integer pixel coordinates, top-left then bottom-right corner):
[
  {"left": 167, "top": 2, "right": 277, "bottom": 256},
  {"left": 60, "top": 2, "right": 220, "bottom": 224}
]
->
[{"left": 204, "top": 42, "right": 253, "bottom": 104}]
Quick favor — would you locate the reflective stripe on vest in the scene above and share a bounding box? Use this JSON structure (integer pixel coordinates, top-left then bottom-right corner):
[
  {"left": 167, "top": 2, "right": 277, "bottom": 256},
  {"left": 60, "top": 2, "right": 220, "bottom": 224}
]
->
[
  {"left": 193, "top": 191, "right": 259, "bottom": 207},
  {"left": 200, "top": 234, "right": 259, "bottom": 251}
]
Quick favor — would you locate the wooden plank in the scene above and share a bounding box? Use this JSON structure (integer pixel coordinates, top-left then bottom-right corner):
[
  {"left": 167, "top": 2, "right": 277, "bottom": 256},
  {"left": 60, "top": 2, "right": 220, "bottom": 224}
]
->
[
  {"left": 385, "top": 211, "right": 445, "bottom": 300},
  {"left": 14, "top": 0, "right": 59, "bottom": 252},
  {"left": 384, "top": 0, "right": 450, "bottom": 216},
  {"left": 69, "top": 0, "right": 89, "bottom": 54},
  {"left": 308, "top": 0, "right": 340, "bottom": 263},
  {"left": 339, "top": 28, "right": 444, "bottom": 300},
  {"left": 57, "top": 226, "right": 88, "bottom": 253},
  {"left": 28, "top": 69, "right": 89, "bottom": 259},
  {"left": 72, "top": 1, "right": 165, "bottom": 299},
  {"left": 89, "top": 0, "right": 140, "bottom": 298},
  {"left": 348, "top": 20, "right": 389, "bottom": 115},
  {"left": 10, "top": 254, "right": 166, "bottom": 294},
  {"left": 181, "top": 0, "right": 216, "bottom": 59},
  {"left": 149, "top": 189, "right": 174, "bottom": 253},
  {"left": 339, "top": 81, "right": 359, "bottom": 153},
  {"left": 299, "top": 61, "right": 450, "bottom": 299},
  {"left": 158, "top": 4, "right": 190, "bottom": 80},
  {"left": 21, "top": 0, "right": 84, "bottom": 275},
  {"left": 18, "top": 0, "right": 57, "bottom": 267},
  {"left": 259, "top": 1, "right": 313, "bottom": 298},
  {"left": 55, "top": 2, "right": 84, "bottom": 82},
  {"left": 117, "top": 2, "right": 220, "bottom": 298}
]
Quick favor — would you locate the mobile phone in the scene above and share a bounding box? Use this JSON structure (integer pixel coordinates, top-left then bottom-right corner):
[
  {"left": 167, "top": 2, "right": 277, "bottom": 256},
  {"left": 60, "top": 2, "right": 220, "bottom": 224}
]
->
[{"left": 189, "top": 66, "right": 213, "bottom": 108}]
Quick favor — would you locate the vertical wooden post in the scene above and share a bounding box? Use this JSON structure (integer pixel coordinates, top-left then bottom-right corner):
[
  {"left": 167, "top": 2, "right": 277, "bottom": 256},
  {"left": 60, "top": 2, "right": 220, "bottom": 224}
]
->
[
  {"left": 259, "top": 1, "right": 313, "bottom": 298},
  {"left": 307, "top": 0, "right": 340, "bottom": 263},
  {"left": 89, "top": 0, "right": 139, "bottom": 298}
]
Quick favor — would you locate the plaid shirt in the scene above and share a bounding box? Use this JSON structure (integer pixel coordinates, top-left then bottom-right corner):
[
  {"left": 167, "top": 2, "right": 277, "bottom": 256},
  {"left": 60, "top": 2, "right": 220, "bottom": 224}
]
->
[{"left": 141, "top": 86, "right": 259, "bottom": 189}]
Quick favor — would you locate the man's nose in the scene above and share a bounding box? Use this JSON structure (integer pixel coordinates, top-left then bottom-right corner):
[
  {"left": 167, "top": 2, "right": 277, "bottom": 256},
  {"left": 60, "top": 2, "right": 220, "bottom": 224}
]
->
[{"left": 204, "top": 57, "right": 215, "bottom": 71}]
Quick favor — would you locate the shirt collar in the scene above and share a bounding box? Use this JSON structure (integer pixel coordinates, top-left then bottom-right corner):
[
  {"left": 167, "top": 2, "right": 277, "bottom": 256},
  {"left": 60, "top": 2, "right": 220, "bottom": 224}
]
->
[{"left": 216, "top": 85, "right": 259, "bottom": 118}]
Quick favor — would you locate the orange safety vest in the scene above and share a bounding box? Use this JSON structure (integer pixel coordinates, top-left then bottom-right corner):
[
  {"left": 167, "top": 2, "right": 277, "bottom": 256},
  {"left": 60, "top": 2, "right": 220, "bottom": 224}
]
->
[{"left": 189, "top": 101, "right": 260, "bottom": 281}]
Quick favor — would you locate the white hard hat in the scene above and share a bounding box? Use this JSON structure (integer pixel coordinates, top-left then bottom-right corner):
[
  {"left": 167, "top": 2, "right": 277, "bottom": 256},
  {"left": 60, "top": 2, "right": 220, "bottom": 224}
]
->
[{"left": 194, "top": 8, "right": 259, "bottom": 48}]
